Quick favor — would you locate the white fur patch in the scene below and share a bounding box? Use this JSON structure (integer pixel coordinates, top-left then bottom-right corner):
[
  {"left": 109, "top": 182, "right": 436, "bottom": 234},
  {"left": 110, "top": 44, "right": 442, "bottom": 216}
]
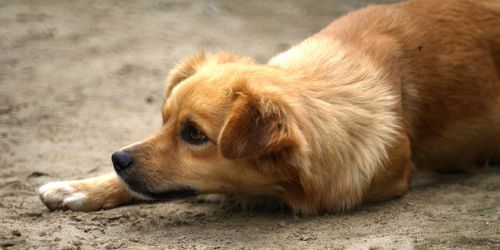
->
[
  {"left": 38, "top": 181, "right": 74, "bottom": 194},
  {"left": 38, "top": 181, "right": 88, "bottom": 211},
  {"left": 62, "top": 192, "right": 87, "bottom": 210}
]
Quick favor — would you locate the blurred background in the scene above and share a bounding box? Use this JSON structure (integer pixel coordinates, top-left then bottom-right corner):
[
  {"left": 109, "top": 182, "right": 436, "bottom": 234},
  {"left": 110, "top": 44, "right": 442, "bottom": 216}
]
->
[{"left": 1, "top": 1, "right": 498, "bottom": 249}]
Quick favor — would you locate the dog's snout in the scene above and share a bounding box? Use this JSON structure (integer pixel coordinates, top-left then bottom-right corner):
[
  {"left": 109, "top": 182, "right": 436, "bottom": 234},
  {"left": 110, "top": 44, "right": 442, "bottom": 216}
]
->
[{"left": 111, "top": 151, "right": 134, "bottom": 171}]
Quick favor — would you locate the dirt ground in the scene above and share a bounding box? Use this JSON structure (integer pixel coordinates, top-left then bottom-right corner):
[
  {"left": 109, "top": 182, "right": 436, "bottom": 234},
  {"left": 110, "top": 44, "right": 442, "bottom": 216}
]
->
[{"left": 0, "top": 0, "right": 499, "bottom": 249}]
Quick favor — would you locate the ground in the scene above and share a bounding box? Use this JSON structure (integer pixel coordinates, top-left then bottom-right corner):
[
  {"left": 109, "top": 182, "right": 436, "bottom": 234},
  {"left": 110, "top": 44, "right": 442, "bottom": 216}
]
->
[{"left": 0, "top": 0, "right": 499, "bottom": 249}]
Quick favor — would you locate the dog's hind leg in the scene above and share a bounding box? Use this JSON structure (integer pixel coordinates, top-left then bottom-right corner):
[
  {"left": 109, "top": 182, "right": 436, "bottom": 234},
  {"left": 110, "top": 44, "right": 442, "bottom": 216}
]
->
[{"left": 38, "top": 173, "right": 136, "bottom": 211}]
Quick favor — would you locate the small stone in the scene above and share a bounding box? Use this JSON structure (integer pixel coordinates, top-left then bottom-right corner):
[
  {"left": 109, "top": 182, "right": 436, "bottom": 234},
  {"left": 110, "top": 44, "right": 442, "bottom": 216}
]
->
[
  {"left": 28, "top": 171, "right": 49, "bottom": 178},
  {"left": 72, "top": 240, "right": 82, "bottom": 246},
  {"left": 12, "top": 230, "right": 21, "bottom": 237},
  {"left": 145, "top": 96, "right": 154, "bottom": 104},
  {"left": 0, "top": 240, "right": 22, "bottom": 248},
  {"left": 278, "top": 221, "right": 286, "bottom": 227},
  {"left": 299, "top": 235, "right": 311, "bottom": 241},
  {"left": 39, "top": 231, "right": 47, "bottom": 237},
  {"left": 71, "top": 215, "right": 83, "bottom": 222}
]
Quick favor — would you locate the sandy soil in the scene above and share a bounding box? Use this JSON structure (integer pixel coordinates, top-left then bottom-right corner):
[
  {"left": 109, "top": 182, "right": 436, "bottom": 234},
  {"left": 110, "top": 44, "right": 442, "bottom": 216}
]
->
[{"left": 0, "top": 0, "right": 499, "bottom": 249}]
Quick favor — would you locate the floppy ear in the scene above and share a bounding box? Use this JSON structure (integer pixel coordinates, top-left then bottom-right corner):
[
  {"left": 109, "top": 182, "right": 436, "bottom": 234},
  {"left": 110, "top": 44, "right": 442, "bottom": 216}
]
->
[
  {"left": 166, "top": 52, "right": 254, "bottom": 98},
  {"left": 218, "top": 88, "right": 299, "bottom": 159}
]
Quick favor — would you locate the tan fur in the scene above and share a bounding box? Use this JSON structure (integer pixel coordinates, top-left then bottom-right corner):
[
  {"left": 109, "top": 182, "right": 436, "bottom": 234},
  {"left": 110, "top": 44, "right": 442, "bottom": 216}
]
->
[{"left": 39, "top": 0, "right": 500, "bottom": 214}]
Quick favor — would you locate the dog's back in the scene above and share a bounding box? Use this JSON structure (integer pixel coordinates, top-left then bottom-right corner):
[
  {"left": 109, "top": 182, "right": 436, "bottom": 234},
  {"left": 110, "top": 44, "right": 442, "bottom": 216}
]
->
[
  {"left": 396, "top": 0, "right": 500, "bottom": 171},
  {"left": 272, "top": 0, "right": 500, "bottom": 172}
]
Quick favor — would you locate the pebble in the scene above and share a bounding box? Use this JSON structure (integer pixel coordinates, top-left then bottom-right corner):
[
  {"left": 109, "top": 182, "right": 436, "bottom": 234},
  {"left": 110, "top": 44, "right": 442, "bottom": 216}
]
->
[
  {"left": 0, "top": 239, "right": 24, "bottom": 248},
  {"left": 299, "top": 235, "right": 312, "bottom": 241},
  {"left": 129, "top": 238, "right": 140, "bottom": 243},
  {"left": 72, "top": 240, "right": 82, "bottom": 246},
  {"left": 278, "top": 221, "right": 286, "bottom": 228},
  {"left": 145, "top": 96, "right": 154, "bottom": 104}
]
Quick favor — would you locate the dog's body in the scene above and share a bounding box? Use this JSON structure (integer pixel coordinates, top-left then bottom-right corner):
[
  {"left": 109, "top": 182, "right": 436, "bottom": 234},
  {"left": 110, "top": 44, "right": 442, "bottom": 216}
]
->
[{"left": 39, "top": 0, "right": 500, "bottom": 214}]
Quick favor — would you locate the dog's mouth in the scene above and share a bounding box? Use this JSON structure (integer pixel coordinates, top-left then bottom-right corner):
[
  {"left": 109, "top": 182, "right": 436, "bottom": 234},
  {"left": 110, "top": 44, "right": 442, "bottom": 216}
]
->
[{"left": 118, "top": 174, "right": 198, "bottom": 201}]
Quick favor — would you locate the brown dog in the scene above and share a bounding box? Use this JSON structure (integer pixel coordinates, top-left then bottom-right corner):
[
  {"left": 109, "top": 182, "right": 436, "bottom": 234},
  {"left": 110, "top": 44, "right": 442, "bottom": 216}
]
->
[{"left": 38, "top": 0, "right": 500, "bottom": 214}]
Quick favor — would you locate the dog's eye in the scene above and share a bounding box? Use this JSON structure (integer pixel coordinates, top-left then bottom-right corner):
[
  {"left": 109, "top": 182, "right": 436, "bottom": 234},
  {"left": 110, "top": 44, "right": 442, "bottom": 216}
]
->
[{"left": 181, "top": 123, "right": 209, "bottom": 145}]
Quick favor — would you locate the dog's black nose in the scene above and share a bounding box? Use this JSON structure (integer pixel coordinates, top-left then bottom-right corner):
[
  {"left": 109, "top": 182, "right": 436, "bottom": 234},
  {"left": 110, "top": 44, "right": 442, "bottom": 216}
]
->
[{"left": 111, "top": 151, "right": 134, "bottom": 171}]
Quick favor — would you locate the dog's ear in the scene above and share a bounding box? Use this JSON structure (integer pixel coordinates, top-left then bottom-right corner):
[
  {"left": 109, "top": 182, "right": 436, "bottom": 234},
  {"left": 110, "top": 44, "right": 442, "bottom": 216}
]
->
[
  {"left": 166, "top": 51, "right": 207, "bottom": 97},
  {"left": 166, "top": 52, "right": 253, "bottom": 98},
  {"left": 218, "top": 85, "right": 299, "bottom": 159}
]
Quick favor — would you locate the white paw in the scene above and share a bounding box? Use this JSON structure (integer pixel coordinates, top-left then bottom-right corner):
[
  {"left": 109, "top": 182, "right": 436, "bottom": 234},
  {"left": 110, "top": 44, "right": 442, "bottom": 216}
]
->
[{"left": 38, "top": 181, "right": 88, "bottom": 211}]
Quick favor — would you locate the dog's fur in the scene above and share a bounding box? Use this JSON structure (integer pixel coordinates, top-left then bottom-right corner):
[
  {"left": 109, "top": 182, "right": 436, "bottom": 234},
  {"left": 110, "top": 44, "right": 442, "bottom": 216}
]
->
[{"left": 39, "top": 0, "right": 500, "bottom": 214}]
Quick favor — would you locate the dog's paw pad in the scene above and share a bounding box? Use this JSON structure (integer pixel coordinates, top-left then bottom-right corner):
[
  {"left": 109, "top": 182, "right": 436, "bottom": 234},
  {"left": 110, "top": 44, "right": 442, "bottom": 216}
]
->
[{"left": 38, "top": 181, "right": 88, "bottom": 211}]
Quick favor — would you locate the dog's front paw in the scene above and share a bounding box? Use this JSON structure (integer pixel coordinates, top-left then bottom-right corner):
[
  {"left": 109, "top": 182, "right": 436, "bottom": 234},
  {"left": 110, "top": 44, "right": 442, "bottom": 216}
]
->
[
  {"left": 38, "top": 174, "right": 135, "bottom": 212},
  {"left": 38, "top": 181, "right": 91, "bottom": 211}
]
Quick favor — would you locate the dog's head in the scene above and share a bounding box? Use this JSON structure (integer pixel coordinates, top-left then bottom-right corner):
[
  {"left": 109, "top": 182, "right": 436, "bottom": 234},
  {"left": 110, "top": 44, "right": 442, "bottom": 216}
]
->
[{"left": 112, "top": 52, "right": 308, "bottom": 203}]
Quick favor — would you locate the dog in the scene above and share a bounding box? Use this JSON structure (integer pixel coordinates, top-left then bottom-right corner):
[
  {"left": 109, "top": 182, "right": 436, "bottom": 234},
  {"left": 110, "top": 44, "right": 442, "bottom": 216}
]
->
[{"left": 38, "top": 0, "right": 500, "bottom": 214}]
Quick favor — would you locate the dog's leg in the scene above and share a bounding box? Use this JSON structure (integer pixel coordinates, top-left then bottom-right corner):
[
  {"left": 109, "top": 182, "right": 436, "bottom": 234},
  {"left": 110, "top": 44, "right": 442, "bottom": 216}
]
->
[
  {"left": 367, "top": 133, "right": 412, "bottom": 202},
  {"left": 38, "top": 173, "right": 136, "bottom": 211},
  {"left": 367, "top": 160, "right": 412, "bottom": 202}
]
